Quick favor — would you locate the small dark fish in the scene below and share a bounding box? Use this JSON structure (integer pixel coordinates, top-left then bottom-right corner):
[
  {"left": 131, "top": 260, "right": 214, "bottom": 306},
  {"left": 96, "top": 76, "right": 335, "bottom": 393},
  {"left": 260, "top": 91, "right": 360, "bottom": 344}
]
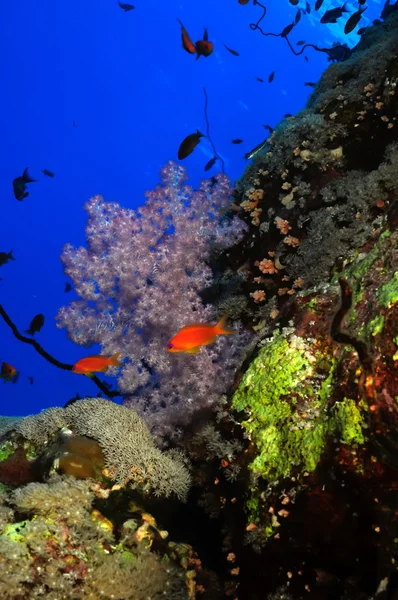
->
[
  {"left": 238, "top": 0, "right": 251, "bottom": 4},
  {"left": 357, "top": 27, "right": 368, "bottom": 35},
  {"left": 296, "top": 40, "right": 306, "bottom": 45},
  {"left": 321, "top": 3, "right": 349, "bottom": 24},
  {"left": 284, "top": 113, "right": 293, "bottom": 117},
  {"left": 289, "top": 0, "right": 299, "bottom": 4},
  {"left": 42, "top": 169, "right": 55, "bottom": 178},
  {"left": 381, "top": 0, "right": 397, "bottom": 19},
  {"left": 118, "top": 0, "right": 134, "bottom": 11},
  {"left": 344, "top": 6, "right": 367, "bottom": 34},
  {"left": 232, "top": 139, "right": 244, "bottom": 144},
  {"left": 27, "top": 376, "right": 34, "bottom": 385},
  {"left": 0, "top": 362, "right": 19, "bottom": 384},
  {"left": 64, "top": 393, "right": 81, "bottom": 408},
  {"left": 245, "top": 138, "right": 268, "bottom": 160},
  {"left": 305, "top": 1, "right": 311, "bottom": 13},
  {"left": 263, "top": 124, "right": 274, "bottom": 133},
  {"left": 65, "top": 282, "right": 72, "bottom": 293},
  {"left": 195, "top": 28, "right": 214, "bottom": 59},
  {"left": 268, "top": 71, "right": 275, "bottom": 83},
  {"left": 358, "top": 0, "right": 366, "bottom": 4},
  {"left": 204, "top": 157, "right": 217, "bottom": 171},
  {"left": 13, "top": 168, "right": 37, "bottom": 201},
  {"left": 72, "top": 121, "right": 78, "bottom": 128},
  {"left": 304, "top": 82, "right": 317, "bottom": 87},
  {"left": 256, "top": 77, "right": 264, "bottom": 82},
  {"left": 304, "top": 55, "right": 309, "bottom": 62},
  {"left": 224, "top": 44, "right": 240, "bottom": 56},
  {"left": 0, "top": 250, "right": 15, "bottom": 267},
  {"left": 327, "top": 42, "right": 351, "bottom": 62},
  {"left": 315, "top": 0, "right": 324, "bottom": 10},
  {"left": 25, "top": 313, "right": 45, "bottom": 336},
  {"left": 295, "top": 8, "right": 302, "bottom": 24},
  {"left": 178, "top": 130, "right": 204, "bottom": 160},
  {"left": 281, "top": 23, "right": 295, "bottom": 37}
]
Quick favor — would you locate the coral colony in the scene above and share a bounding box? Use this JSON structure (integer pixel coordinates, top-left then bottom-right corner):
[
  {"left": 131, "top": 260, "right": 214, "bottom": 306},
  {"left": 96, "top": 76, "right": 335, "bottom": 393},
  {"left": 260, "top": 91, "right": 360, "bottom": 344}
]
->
[
  {"left": 56, "top": 161, "right": 247, "bottom": 441},
  {"left": 1, "top": 8, "right": 398, "bottom": 600}
]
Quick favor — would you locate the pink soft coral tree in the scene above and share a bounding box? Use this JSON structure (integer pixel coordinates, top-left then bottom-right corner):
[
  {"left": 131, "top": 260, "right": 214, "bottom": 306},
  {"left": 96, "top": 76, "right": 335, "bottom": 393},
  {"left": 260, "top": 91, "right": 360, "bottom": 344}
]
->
[{"left": 57, "top": 161, "right": 247, "bottom": 441}]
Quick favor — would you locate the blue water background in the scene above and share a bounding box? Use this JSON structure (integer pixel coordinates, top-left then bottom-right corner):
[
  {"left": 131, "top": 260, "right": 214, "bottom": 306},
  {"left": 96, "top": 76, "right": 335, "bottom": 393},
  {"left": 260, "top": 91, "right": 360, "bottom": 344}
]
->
[{"left": 0, "top": 0, "right": 383, "bottom": 415}]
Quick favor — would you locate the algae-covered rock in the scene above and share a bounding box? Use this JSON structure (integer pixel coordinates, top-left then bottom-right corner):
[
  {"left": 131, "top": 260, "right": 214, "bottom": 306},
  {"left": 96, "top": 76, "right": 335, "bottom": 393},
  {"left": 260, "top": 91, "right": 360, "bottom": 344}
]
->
[{"left": 232, "top": 330, "right": 366, "bottom": 484}]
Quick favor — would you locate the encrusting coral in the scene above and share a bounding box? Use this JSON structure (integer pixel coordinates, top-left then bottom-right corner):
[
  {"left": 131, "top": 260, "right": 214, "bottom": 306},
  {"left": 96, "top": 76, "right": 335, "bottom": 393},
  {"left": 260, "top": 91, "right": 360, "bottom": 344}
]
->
[
  {"left": 0, "top": 398, "right": 191, "bottom": 501},
  {"left": 0, "top": 475, "right": 195, "bottom": 600}
]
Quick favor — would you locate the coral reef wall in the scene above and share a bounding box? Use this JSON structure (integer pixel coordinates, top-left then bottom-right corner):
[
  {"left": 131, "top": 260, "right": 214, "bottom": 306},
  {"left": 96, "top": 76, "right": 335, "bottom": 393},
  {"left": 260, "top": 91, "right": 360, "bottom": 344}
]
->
[{"left": 229, "top": 11, "right": 398, "bottom": 322}]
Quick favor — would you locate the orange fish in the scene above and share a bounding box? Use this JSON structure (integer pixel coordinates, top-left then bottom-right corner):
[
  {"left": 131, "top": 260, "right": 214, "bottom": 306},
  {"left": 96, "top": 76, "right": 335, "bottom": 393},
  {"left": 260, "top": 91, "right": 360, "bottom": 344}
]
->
[
  {"left": 72, "top": 353, "right": 121, "bottom": 375},
  {"left": 0, "top": 361, "right": 19, "bottom": 383},
  {"left": 177, "top": 19, "right": 196, "bottom": 54},
  {"left": 166, "top": 315, "right": 235, "bottom": 354},
  {"left": 177, "top": 20, "right": 213, "bottom": 59}
]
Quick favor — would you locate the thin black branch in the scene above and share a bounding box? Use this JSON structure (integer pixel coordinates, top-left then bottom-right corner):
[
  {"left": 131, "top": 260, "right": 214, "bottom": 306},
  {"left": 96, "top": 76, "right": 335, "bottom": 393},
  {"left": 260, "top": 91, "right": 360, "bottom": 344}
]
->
[
  {"left": 0, "top": 304, "right": 121, "bottom": 399},
  {"left": 203, "top": 87, "right": 225, "bottom": 174},
  {"left": 250, "top": 0, "right": 349, "bottom": 62}
]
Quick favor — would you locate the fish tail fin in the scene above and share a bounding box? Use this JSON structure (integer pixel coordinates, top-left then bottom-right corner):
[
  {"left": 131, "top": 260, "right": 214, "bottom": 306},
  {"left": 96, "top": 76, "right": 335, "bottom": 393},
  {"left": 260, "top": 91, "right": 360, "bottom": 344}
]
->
[
  {"left": 8, "top": 250, "right": 15, "bottom": 261},
  {"left": 22, "top": 168, "right": 37, "bottom": 183},
  {"left": 24, "top": 329, "right": 33, "bottom": 336},
  {"left": 215, "top": 314, "right": 236, "bottom": 335},
  {"left": 197, "top": 129, "right": 204, "bottom": 138},
  {"left": 109, "top": 352, "right": 122, "bottom": 367}
]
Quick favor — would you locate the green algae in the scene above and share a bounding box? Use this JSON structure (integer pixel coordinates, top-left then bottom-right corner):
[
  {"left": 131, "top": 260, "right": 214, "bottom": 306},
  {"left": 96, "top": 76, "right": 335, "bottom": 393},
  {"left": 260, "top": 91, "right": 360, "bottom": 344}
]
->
[
  {"left": 366, "top": 315, "right": 385, "bottom": 337},
  {"left": 335, "top": 230, "right": 391, "bottom": 306},
  {"left": 4, "top": 521, "right": 27, "bottom": 545},
  {"left": 378, "top": 271, "right": 398, "bottom": 308},
  {"left": 332, "top": 398, "right": 366, "bottom": 445},
  {"left": 232, "top": 331, "right": 366, "bottom": 486},
  {"left": 0, "top": 442, "right": 15, "bottom": 463},
  {"left": 246, "top": 495, "right": 261, "bottom": 524}
]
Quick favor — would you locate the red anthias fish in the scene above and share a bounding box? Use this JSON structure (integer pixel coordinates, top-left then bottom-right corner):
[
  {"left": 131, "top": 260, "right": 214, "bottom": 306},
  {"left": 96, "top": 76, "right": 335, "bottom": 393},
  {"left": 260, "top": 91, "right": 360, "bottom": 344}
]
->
[
  {"left": 166, "top": 315, "right": 235, "bottom": 354},
  {"left": 177, "top": 20, "right": 213, "bottom": 59},
  {"left": 0, "top": 362, "right": 19, "bottom": 383},
  {"left": 72, "top": 353, "right": 121, "bottom": 375}
]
